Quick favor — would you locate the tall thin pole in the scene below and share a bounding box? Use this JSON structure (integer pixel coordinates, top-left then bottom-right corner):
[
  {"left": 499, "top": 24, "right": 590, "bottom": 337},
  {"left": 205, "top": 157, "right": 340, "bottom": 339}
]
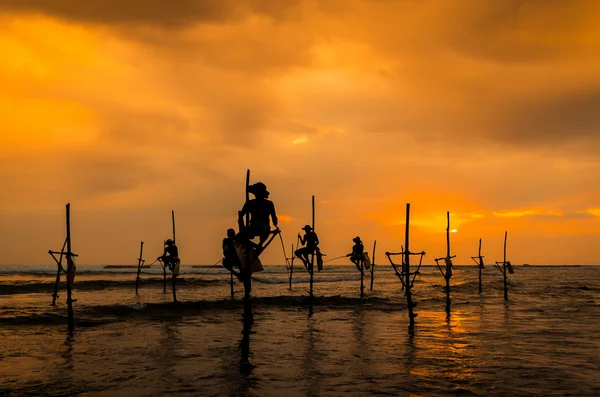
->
[
  {"left": 369, "top": 240, "right": 376, "bottom": 291},
  {"left": 360, "top": 256, "right": 364, "bottom": 298},
  {"left": 230, "top": 271, "right": 234, "bottom": 300},
  {"left": 310, "top": 195, "right": 315, "bottom": 299},
  {"left": 51, "top": 238, "right": 67, "bottom": 305},
  {"left": 245, "top": 170, "right": 250, "bottom": 228},
  {"left": 135, "top": 241, "right": 144, "bottom": 294},
  {"left": 243, "top": 170, "right": 253, "bottom": 330},
  {"left": 503, "top": 231, "right": 508, "bottom": 301},
  {"left": 478, "top": 238, "right": 482, "bottom": 294},
  {"left": 171, "top": 210, "right": 177, "bottom": 302},
  {"left": 172, "top": 210, "right": 176, "bottom": 244},
  {"left": 405, "top": 203, "right": 415, "bottom": 327},
  {"left": 445, "top": 211, "right": 451, "bottom": 313},
  {"left": 289, "top": 243, "right": 295, "bottom": 290},
  {"left": 65, "top": 203, "right": 74, "bottom": 333}
]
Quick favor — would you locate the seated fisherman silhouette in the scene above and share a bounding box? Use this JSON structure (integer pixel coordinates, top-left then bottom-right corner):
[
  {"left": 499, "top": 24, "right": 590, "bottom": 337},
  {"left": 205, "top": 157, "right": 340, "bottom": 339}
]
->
[
  {"left": 158, "top": 239, "right": 179, "bottom": 271},
  {"left": 238, "top": 182, "right": 279, "bottom": 249},
  {"left": 222, "top": 228, "right": 242, "bottom": 280},
  {"left": 295, "top": 225, "right": 319, "bottom": 271},
  {"left": 347, "top": 236, "right": 364, "bottom": 274}
]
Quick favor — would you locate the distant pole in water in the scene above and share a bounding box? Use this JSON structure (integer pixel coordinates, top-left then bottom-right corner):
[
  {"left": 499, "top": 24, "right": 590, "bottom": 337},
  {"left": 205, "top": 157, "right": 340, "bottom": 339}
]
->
[
  {"left": 495, "top": 231, "right": 513, "bottom": 301},
  {"left": 360, "top": 253, "right": 364, "bottom": 298},
  {"left": 435, "top": 212, "right": 456, "bottom": 313},
  {"left": 370, "top": 240, "right": 376, "bottom": 292},
  {"left": 503, "top": 232, "right": 508, "bottom": 300},
  {"left": 289, "top": 241, "right": 296, "bottom": 290},
  {"left": 310, "top": 195, "right": 315, "bottom": 299},
  {"left": 65, "top": 204, "right": 75, "bottom": 333},
  {"left": 48, "top": 204, "right": 79, "bottom": 333},
  {"left": 470, "top": 239, "right": 484, "bottom": 294},
  {"left": 243, "top": 169, "right": 254, "bottom": 331},
  {"left": 405, "top": 204, "right": 416, "bottom": 327},
  {"left": 51, "top": 238, "right": 67, "bottom": 306},
  {"left": 171, "top": 210, "right": 178, "bottom": 303},
  {"left": 385, "top": 204, "right": 424, "bottom": 329},
  {"left": 135, "top": 241, "right": 145, "bottom": 294}
]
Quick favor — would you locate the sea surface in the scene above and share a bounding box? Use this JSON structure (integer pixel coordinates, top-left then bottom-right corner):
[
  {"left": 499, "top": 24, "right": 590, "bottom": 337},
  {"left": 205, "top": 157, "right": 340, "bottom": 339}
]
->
[{"left": 1, "top": 262, "right": 599, "bottom": 396}]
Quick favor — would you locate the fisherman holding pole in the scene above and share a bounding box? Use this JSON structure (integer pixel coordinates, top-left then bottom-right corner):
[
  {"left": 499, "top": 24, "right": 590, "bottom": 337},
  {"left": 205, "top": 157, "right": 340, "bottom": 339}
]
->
[
  {"left": 158, "top": 238, "right": 179, "bottom": 272},
  {"left": 238, "top": 182, "right": 279, "bottom": 248},
  {"left": 295, "top": 225, "right": 319, "bottom": 271},
  {"left": 347, "top": 236, "right": 365, "bottom": 275}
]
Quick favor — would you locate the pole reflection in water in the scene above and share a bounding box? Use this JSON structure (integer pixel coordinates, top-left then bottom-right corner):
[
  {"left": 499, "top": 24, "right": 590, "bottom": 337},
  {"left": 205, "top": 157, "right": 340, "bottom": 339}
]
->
[
  {"left": 156, "top": 320, "right": 182, "bottom": 386},
  {"left": 302, "top": 303, "right": 323, "bottom": 395}
]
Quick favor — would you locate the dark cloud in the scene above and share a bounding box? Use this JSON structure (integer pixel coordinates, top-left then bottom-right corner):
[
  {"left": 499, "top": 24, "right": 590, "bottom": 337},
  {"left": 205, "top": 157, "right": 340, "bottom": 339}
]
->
[
  {"left": 0, "top": 0, "right": 301, "bottom": 27},
  {"left": 498, "top": 88, "right": 600, "bottom": 148}
]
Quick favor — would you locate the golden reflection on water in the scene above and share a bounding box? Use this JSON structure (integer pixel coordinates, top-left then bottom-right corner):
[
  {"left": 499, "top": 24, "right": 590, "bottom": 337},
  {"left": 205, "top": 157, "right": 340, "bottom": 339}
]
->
[{"left": 406, "top": 308, "right": 476, "bottom": 384}]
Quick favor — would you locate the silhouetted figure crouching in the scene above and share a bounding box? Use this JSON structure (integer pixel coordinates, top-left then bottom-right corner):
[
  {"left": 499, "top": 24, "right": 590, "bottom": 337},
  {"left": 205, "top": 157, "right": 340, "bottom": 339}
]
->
[
  {"left": 238, "top": 182, "right": 278, "bottom": 250},
  {"left": 158, "top": 239, "right": 179, "bottom": 272},
  {"left": 347, "top": 236, "right": 365, "bottom": 275},
  {"left": 295, "top": 225, "right": 320, "bottom": 271}
]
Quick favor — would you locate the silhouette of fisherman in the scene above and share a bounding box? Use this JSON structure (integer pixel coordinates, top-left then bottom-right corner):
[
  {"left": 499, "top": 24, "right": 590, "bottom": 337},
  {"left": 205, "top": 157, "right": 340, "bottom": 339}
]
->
[
  {"left": 158, "top": 239, "right": 179, "bottom": 271},
  {"left": 222, "top": 228, "right": 242, "bottom": 280},
  {"left": 238, "top": 182, "right": 278, "bottom": 248},
  {"left": 347, "top": 236, "right": 365, "bottom": 274},
  {"left": 295, "top": 225, "right": 319, "bottom": 271}
]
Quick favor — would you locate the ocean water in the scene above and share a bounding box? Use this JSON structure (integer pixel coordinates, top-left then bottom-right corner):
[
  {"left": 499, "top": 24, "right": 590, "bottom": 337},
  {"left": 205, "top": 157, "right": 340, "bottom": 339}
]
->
[{"left": 1, "top": 263, "right": 599, "bottom": 396}]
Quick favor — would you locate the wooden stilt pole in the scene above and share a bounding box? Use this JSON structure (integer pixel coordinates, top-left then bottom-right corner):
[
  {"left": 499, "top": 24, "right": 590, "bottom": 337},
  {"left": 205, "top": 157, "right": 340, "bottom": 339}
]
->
[
  {"left": 230, "top": 270, "right": 235, "bottom": 300},
  {"left": 135, "top": 241, "right": 144, "bottom": 294},
  {"left": 309, "top": 195, "right": 315, "bottom": 299},
  {"left": 162, "top": 257, "right": 167, "bottom": 292},
  {"left": 171, "top": 210, "right": 177, "bottom": 303},
  {"left": 369, "top": 240, "right": 376, "bottom": 292},
  {"left": 51, "top": 238, "right": 67, "bottom": 305},
  {"left": 405, "top": 203, "right": 416, "bottom": 328},
  {"left": 360, "top": 257, "right": 364, "bottom": 298},
  {"left": 503, "top": 231, "right": 508, "bottom": 301},
  {"left": 65, "top": 203, "right": 74, "bottom": 333},
  {"left": 243, "top": 169, "right": 253, "bottom": 330},
  {"left": 445, "top": 211, "right": 451, "bottom": 313},
  {"left": 289, "top": 243, "right": 295, "bottom": 290},
  {"left": 478, "top": 239, "right": 483, "bottom": 294}
]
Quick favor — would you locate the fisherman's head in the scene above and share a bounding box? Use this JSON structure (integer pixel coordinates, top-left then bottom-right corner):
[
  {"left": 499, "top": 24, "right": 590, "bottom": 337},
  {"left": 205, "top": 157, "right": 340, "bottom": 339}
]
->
[
  {"left": 353, "top": 236, "right": 361, "bottom": 243},
  {"left": 249, "top": 182, "right": 269, "bottom": 198},
  {"left": 227, "top": 228, "right": 235, "bottom": 238},
  {"left": 165, "top": 239, "right": 175, "bottom": 246},
  {"left": 302, "top": 225, "right": 312, "bottom": 232}
]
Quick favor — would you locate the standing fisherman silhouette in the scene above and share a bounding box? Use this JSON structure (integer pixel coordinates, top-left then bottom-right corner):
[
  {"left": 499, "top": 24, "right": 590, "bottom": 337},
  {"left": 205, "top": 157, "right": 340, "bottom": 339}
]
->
[
  {"left": 347, "top": 236, "right": 365, "bottom": 275},
  {"left": 238, "top": 182, "right": 279, "bottom": 250},
  {"left": 222, "top": 228, "right": 242, "bottom": 280},
  {"left": 295, "top": 225, "right": 319, "bottom": 271},
  {"left": 158, "top": 239, "right": 179, "bottom": 272}
]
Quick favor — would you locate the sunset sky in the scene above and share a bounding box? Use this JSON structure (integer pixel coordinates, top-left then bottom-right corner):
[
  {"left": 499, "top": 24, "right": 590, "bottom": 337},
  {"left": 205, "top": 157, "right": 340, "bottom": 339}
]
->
[{"left": 1, "top": 0, "right": 599, "bottom": 266}]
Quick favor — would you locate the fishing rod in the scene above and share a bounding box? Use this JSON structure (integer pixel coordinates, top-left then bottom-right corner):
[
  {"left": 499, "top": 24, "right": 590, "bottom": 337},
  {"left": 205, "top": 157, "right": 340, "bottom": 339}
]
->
[
  {"left": 198, "top": 259, "right": 224, "bottom": 279},
  {"left": 324, "top": 255, "right": 348, "bottom": 263}
]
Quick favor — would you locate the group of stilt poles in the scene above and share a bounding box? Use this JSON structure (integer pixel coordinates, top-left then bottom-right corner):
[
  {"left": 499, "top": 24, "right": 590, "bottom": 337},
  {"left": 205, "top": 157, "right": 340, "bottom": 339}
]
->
[
  {"left": 435, "top": 212, "right": 456, "bottom": 313},
  {"left": 48, "top": 203, "right": 77, "bottom": 333}
]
